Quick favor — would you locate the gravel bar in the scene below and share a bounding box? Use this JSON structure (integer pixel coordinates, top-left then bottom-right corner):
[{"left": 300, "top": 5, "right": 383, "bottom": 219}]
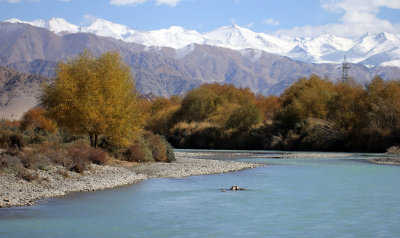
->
[
  {"left": 0, "top": 151, "right": 263, "bottom": 207},
  {"left": 131, "top": 151, "right": 264, "bottom": 178},
  {"left": 280, "top": 152, "right": 353, "bottom": 158}
]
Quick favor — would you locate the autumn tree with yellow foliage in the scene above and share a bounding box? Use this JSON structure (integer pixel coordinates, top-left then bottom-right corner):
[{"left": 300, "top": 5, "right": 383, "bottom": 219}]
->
[{"left": 41, "top": 51, "right": 142, "bottom": 147}]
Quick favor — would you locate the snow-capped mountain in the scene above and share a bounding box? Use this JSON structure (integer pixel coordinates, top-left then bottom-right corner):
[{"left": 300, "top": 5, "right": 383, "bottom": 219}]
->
[
  {"left": 203, "top": 24, "right": 295, "bottom": 55},
  {"left": 6, "top": 18, "right": 80, "bottom": 34},
  {"left": 4, "top": 17, "right": 400, "bottom": 68}
]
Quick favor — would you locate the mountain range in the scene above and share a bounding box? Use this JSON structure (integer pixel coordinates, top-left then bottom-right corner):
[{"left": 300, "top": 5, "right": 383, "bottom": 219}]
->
[
  {"left": 1, "top": 18, "right": 400, "bottom": 119},
  {"left": 6, "top": 17, "right": 400, "bottom": 68}
]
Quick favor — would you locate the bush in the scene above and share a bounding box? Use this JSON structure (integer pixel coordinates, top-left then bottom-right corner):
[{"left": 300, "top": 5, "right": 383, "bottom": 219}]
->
[
  {"left": 99, "top": 137, "right": 123, "bottom": 158},
  {"left": 88, "top": 147, "right": 108, "bottom": 165},
  {"left": 124, "top": 138, "right": 153, "bottom": 163},
  {"left": 162, "top": 138, "right": 176, "bottom": 163},
  {"left": 67, "top": 143, "right": 91, "bottom": 173},
  {"left": 144, "top": 132, "right": 167, "bottom": 162},
  {"left": 61, "top": 132, "right": 86, "bottom": 144},
  {"left": 17, "top": 169, "right": 39, "bottom": 182},
  {"left": 0, "top": 131, "right": 26, "bottom": 150},
  {"left": 0, "top": 155, "right": 24, "bottom": 173},
  {"left": 20, "top": 107, "right": 57, "bottom": 133},
  {"left": 20, "top": 150, "right": 45, "bottom": 169}
]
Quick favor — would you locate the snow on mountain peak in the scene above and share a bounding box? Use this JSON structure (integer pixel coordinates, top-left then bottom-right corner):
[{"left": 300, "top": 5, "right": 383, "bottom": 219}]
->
[
  {"left": 6, "top": 18, "right": 79, "bottom": 34},
  {"left": 3, "top": 17, "right": 400, "bottom": 67},
  {"left": 82, "top": 18, "right": 138, "bottom": 40},
  {"left": 4, "top": 18, "right": 23, "bottom": 24}
]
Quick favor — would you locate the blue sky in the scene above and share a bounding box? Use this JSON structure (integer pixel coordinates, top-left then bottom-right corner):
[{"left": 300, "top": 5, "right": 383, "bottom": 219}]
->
[{"left": 0, "top": 0, "right": 399, "bottom": 37}]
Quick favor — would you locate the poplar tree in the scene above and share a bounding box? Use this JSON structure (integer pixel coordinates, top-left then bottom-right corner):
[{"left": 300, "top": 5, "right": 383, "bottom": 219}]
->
[{"left": 41, "top": 51, "right": 142, "bottom": 147}]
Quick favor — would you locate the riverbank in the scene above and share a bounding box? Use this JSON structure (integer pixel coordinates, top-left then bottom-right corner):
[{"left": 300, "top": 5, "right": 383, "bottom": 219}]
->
[
  {"left": 132, "top": 151, "right": 263, "bottom": 178},
  {"left": 366, "top": 158, "right": 400, "bottom": 165},
  {"left": 0, "top": 151, "right": 262, "bottom": 208}
]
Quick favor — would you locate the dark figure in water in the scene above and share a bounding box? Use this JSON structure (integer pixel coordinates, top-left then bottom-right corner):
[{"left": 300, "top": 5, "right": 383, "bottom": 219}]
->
[
  {"left": 221, "top": 185, "right": 246, "bottom": 192},
  {"left": 230, "top": 185, "right": 245, "bottom": 191}
]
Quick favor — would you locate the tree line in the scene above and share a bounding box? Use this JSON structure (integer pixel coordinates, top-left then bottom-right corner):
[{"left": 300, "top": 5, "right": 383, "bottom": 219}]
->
[
  {"left": 2, "top": 50, "right": 399, "bottom": 156},
  {"left": 143, "top": 75, "right": 400, "bottom": 152}
]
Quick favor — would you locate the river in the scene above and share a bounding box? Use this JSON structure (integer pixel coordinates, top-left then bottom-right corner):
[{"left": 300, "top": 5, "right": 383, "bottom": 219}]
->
[{"left": 1, "top": 151, "right": 399, "bottom": 237}]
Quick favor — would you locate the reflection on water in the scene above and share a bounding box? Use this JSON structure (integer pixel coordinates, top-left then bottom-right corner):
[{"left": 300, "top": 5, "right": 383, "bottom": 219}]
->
[{"left": 1, "top": 151, "right": 400, "bottom": 238}]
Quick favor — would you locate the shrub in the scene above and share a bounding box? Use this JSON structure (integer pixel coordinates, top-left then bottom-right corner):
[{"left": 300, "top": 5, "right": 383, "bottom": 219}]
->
[
  {"left": 66, "top": 142, "right": 108, "bottom": 171},
  {"left": 28, "top": 133, "right": 45, "bottom": 144},
  {"left": 5, "top": 147, "right": 20, "bottom": 156},
  {"left": 17, "top": 169, "right": 39, "bottom": 182},
  {"left": 144, "top": 132, "right": 167, "bottom": 162},
  {"left": 20, "top": 150, "right": 47, "bottom": 169},
  {"left": 0, "top": 155, "right": 24, "bottom": 173},
  {"left": 0, "top": 131, "right": 26, "bottom": 150},
  {"left": 67, "top": 143, "right": 91, "bottom": 173},
  {"left": 124, "top": 137, "right": 153, "bottom": 163},
  {"left": 20, "top": 107, "right": 58, "bottom": 133},
  {"left": 99, "top": 137, "right": 122, "bottom": 158},
  {"left": 57, "top": 168, "right": 70, "bottom": 178},
  {"left": 33, "top": 141, "right": 71, "bottom": 168},
  {"left": 88, "top": 147, "right": 108, "bottom": 165},
  {"left": 162, "top": 138, "right": 176, "bottom": 163},
  {"left": 61, "top": 132, "right": 86, "bottom": 144}
]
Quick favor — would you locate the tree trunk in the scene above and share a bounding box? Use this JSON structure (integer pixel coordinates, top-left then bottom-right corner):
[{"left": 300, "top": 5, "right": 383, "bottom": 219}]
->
[
  {"left": 94, "top": 134, "right": 98, "bottom": 148},
  {"left": 89, "top": 134, "right": 94, "bottom": 147}
]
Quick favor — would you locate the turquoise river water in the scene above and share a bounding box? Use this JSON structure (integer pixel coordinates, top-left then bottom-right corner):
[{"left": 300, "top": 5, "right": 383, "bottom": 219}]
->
[{"left": 0, "top": 151, "right": 400, "bottom": 237}]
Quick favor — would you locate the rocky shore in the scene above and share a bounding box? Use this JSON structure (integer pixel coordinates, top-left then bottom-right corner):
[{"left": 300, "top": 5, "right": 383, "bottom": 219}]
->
[
  {"left": 366, "top": 158, "right": 400, "bottom": 165},
  {"left": 132, "top": 151, "right": 263, "bottom": 178},
  {"left": 280, "top": 152, "right": 353, "bottom": 159},
  {"left": 0, "top": 164, "right": 147, "bottom": 207},
  {"left": 0, "top": 151, "right": 262, "bottom": 208}
]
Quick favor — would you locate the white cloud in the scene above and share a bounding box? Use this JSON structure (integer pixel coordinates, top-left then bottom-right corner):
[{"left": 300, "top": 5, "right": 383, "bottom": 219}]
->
[
  {"left": 110, "top": 0, "right": 146, "bottom": 5},
  {"left": 110, "top": 0, "right": 181, "bottom": 7},
  {"left": 0, "top": 0, "right": 22, "bottom": 3},
  {"left": 156, "top": 0, "right": 180, "bottom": 7},
  {"left": 58, "top": 0, "right": 70, "bottom": 2},
  {"left": 263, "top": 18, "right": 280, "bottom": 26},
  {"left": 275, "top": 0, "right": 400, "bottom": 38},
  {"left": 81, "top": 14, "right": 98, "bottom": 25},
  {"left": 0, "top": 0, "right": 41, "bottom": 2}
]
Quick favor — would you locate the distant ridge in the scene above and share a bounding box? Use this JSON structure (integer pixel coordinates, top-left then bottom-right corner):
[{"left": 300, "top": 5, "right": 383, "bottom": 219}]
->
[{"left": 4, "top": 17, "right": 400, "bottom": 68}]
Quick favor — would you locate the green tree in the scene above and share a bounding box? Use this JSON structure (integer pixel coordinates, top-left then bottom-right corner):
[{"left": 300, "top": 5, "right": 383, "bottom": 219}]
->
[
  {"left": 327, "top": 80, "right": 367, "bottom": 132},
  {"left": 225, "top": 104, "right": 261, "bottom": 132},
  {"left": 366, "top": 76, "right": 400, "bottom": 129},
  {"left": 275, "top": 75, "right": 335, "bottom": 128},
  {"left": 41, "top": 51, "right": 142, "bottom": 147},
  {"left": 176, "top": 86, "right": 220, "bottom": 122}
]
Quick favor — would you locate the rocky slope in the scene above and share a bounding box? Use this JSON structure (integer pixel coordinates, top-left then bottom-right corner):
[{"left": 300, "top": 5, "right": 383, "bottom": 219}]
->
[{"left": 0, "top": 66, "right": 51, "bottom": 119}]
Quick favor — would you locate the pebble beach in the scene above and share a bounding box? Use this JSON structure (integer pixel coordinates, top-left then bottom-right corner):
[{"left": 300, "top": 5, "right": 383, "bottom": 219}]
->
[{"left": 0, "top": 151, "right": 262, "bottom": 207}]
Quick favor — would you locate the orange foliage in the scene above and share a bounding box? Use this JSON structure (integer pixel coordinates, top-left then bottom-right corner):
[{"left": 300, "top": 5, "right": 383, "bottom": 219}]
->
[
  {"left": 0, "top": 119, "right": 20, "bottom": 128},
  {"left": 255, "top": 95, "right": 281, "bottom": 121},
  {"left": 20, "top": 107, "right": 58, "bottom": 132}
]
